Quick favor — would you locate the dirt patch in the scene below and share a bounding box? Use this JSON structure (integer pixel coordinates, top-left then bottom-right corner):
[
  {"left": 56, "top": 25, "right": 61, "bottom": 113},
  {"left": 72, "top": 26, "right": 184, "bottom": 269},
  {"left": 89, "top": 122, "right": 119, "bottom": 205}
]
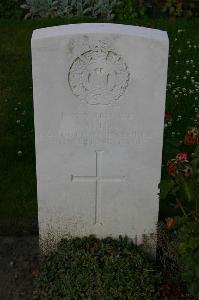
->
[{"left": 0, "top": 236, "right": 39, "bottom": 300}]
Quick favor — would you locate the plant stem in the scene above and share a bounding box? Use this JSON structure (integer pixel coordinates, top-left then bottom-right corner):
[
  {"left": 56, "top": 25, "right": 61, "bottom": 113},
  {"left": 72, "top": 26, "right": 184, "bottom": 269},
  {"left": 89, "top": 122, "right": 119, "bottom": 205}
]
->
[
  {"left": 194, "top": 144, "right": 199, "bottom": 157},
  {"left": 176, "top": 198, "right": 188, "bottom": 218}
]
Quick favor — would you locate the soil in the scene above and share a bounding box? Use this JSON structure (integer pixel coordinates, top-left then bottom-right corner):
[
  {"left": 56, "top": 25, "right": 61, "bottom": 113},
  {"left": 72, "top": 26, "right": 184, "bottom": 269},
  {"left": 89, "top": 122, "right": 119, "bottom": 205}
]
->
[{"left": 0, "top": 234, "right": 39, "bottom": 300}]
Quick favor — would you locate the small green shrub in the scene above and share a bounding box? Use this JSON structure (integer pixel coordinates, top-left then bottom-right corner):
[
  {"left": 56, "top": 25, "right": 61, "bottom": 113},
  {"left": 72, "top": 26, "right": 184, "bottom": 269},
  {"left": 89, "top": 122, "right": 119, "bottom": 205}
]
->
[
  {"left": 159, "top": 217, "right": 199, "bottom": 299},
  {"left": 35, "top": 235, "right": 161, "bottom": 299},
  {"left": 159, "top": 153, "right": 199, "bottom": 221},
  {"left": 20, "top": 0, "right": 118, "bottom": 20},
  {"left": 114, "top": 0, "right": 147, "bottom": 22},
  {"left": 157, "top": 218, "right": 199, "bottom": 299},
  {"left": 159, "top": 113, "right": 199, "bottom": 222},
  {"left": 162, "top": 0, "right": 198, "bottom": 18},
  {"left": 174, "top": 217, "right": 199, "bottom": 299},
  {"left": 1, "top": 0, "right": 198, "bottom": 19}
]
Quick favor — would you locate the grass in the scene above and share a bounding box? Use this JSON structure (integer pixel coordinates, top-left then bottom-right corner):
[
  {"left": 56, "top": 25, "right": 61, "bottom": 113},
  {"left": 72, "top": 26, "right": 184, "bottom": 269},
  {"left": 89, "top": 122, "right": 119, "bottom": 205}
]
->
[{"left": 0, "top": 17, "right": 198, "bottom": 226}]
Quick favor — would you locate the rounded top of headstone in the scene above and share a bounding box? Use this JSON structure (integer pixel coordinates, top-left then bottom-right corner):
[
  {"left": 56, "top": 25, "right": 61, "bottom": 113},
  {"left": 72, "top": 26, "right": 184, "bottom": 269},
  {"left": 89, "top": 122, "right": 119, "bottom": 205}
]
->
[{"left": 32, "top": 23, "right": 168, "bottom": 42}]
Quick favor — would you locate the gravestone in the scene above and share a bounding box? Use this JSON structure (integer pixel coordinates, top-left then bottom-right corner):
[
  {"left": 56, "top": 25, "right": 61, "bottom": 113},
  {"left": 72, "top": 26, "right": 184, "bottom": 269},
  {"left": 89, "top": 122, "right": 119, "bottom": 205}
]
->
[{"left": 31, "top": 23, "right": 169, "bottom": 253}]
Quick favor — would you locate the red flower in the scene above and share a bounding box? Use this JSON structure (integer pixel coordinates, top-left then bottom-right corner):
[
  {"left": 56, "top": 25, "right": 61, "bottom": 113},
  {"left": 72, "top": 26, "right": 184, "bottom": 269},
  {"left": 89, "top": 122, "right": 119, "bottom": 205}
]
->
[
  {"left": 183, "top": 132, "right": 195, "bottom": 145},
  {"left": 184, "top": 128, "right": 199, "bottom": 145},
  {"left": 176, "top": 152, "right": 188, "bottom": 162},
  {"left": 183, "top": 167, "right": 191, "bottom": 177},
  {"left": 167, "top": 160, "right": 178, "bottom": 176}
]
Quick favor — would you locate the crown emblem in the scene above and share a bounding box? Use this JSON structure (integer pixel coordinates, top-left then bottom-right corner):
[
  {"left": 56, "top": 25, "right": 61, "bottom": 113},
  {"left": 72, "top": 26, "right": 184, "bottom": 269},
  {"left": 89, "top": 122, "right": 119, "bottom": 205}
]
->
[{"left": 68, "top": 42, "right": 130, "bottom": 105}]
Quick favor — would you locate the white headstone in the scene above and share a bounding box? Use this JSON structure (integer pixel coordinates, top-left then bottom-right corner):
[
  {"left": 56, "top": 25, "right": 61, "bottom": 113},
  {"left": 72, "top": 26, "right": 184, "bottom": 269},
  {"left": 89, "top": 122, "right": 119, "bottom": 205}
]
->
[{"left": 32, "top": 23, "right": 169, "bottom": 253}]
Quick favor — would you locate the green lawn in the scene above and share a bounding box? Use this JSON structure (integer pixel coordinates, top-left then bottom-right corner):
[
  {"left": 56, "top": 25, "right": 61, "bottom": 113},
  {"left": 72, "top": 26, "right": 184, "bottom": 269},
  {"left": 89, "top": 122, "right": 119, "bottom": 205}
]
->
[{"left": 0, "top": 18, "right": 198, "bottom": 227}]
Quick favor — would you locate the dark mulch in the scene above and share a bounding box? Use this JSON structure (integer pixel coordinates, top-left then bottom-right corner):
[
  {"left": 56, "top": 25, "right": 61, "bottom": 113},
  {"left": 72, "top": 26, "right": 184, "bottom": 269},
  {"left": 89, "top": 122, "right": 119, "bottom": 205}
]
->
[{"left": 0, "top": 235, "right": 39, "bottom": 300}]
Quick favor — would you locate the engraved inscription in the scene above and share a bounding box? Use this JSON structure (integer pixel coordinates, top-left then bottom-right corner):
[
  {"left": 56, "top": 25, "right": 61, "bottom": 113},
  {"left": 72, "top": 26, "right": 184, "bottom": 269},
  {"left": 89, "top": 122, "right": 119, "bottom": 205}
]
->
[
  {"left": 60, "top": 113, "right": 145, "bottom": 146},
  {"left": 37, "top": 113, "right": 148, "bottom": 146},
  {"left": 68, "top": 42, "right": 130, "bottom": 105},
  {"left": 71, "top": 151, "right": 125, "bottom": 224}
]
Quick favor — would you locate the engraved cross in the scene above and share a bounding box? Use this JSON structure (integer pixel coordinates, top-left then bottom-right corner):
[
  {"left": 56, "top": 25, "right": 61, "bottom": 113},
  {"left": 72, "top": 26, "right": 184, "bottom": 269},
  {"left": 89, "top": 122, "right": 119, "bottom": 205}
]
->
[{"left": 71, "top": 151, "right": 125, "bottom": 225}]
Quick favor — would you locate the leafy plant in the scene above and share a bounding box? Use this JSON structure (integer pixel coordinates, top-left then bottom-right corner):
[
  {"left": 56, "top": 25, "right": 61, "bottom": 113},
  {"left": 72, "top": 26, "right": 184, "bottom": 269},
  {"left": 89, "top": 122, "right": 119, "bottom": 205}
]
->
[
  {"left": 20, "top": 0, "right": 118, "bottom": 19},
  {"left": 159, "top": 113, "right": 199, "bottom": 222},
  {"left": 159, "top": 114, "right": 199, "bottom": 297},
  {"left": 159, "top": 154, "right": 199, "bottom": 221},
  {"left": 157, "top": 218, "right": 199, "bottom": 299},
  {"left": 53, "top": 0, "right": 74, "bottom": 17},
  {"left": 114, "top": 0, "right": 147, "bottom": 22},
  {"left": 21, "top": 0, "right": 59, "bottom": 19},
  {"left": 35, "top": 235, "right": 161, "bottom": 299},
  {"left": 162, "top": 0, "right": 197, "bottom": 18},
  {"left": 157, "top": 221, "right": 186, "bottom": 299},
  {"left": 93, "top": 0, "right": 118, "bottom": 21},
  {"left": 71, "top": 0, "right": 92, "bottom": 17},
  {"left": 171, "top": 217, "right": 199, "bottom": 298}
]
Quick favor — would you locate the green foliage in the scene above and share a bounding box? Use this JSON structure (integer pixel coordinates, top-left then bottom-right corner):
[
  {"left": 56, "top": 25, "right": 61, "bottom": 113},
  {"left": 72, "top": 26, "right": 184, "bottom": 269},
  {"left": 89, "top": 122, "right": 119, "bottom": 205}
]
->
[
  {"left": 157, "top": 218, "right": 199, "bottom": 299},
  {"left": 21, "top": 0, "right": 60, "bottom": 19},
  {"left": 172, "top": 217, "right": 199, "bottom": 298},
  {"left": 157, "top": 221, "right": 181, "bottom": 283},
  {"left": 159, "top": 156, "right": 199, "bottom": 221},
  {"left": 159, "top": 110, "right": 199, "bottom": 221},
  {"left": 20, "top": 0, "right": 118, "bottom": 20},
  {"left": 162, "top": 0, "right": 197, "bottom": 18},
  {"left": 1, "top": 0, "right": 198, "bottom": 19},
  {"left": 114, "top": 0, "right": 147, "bottom": 22},
  {"left": 92, "top": 0, "right": 118, "bottom": 21},
  {"left": 35, "top": 235, "right": 161, "bottom": 299}
]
